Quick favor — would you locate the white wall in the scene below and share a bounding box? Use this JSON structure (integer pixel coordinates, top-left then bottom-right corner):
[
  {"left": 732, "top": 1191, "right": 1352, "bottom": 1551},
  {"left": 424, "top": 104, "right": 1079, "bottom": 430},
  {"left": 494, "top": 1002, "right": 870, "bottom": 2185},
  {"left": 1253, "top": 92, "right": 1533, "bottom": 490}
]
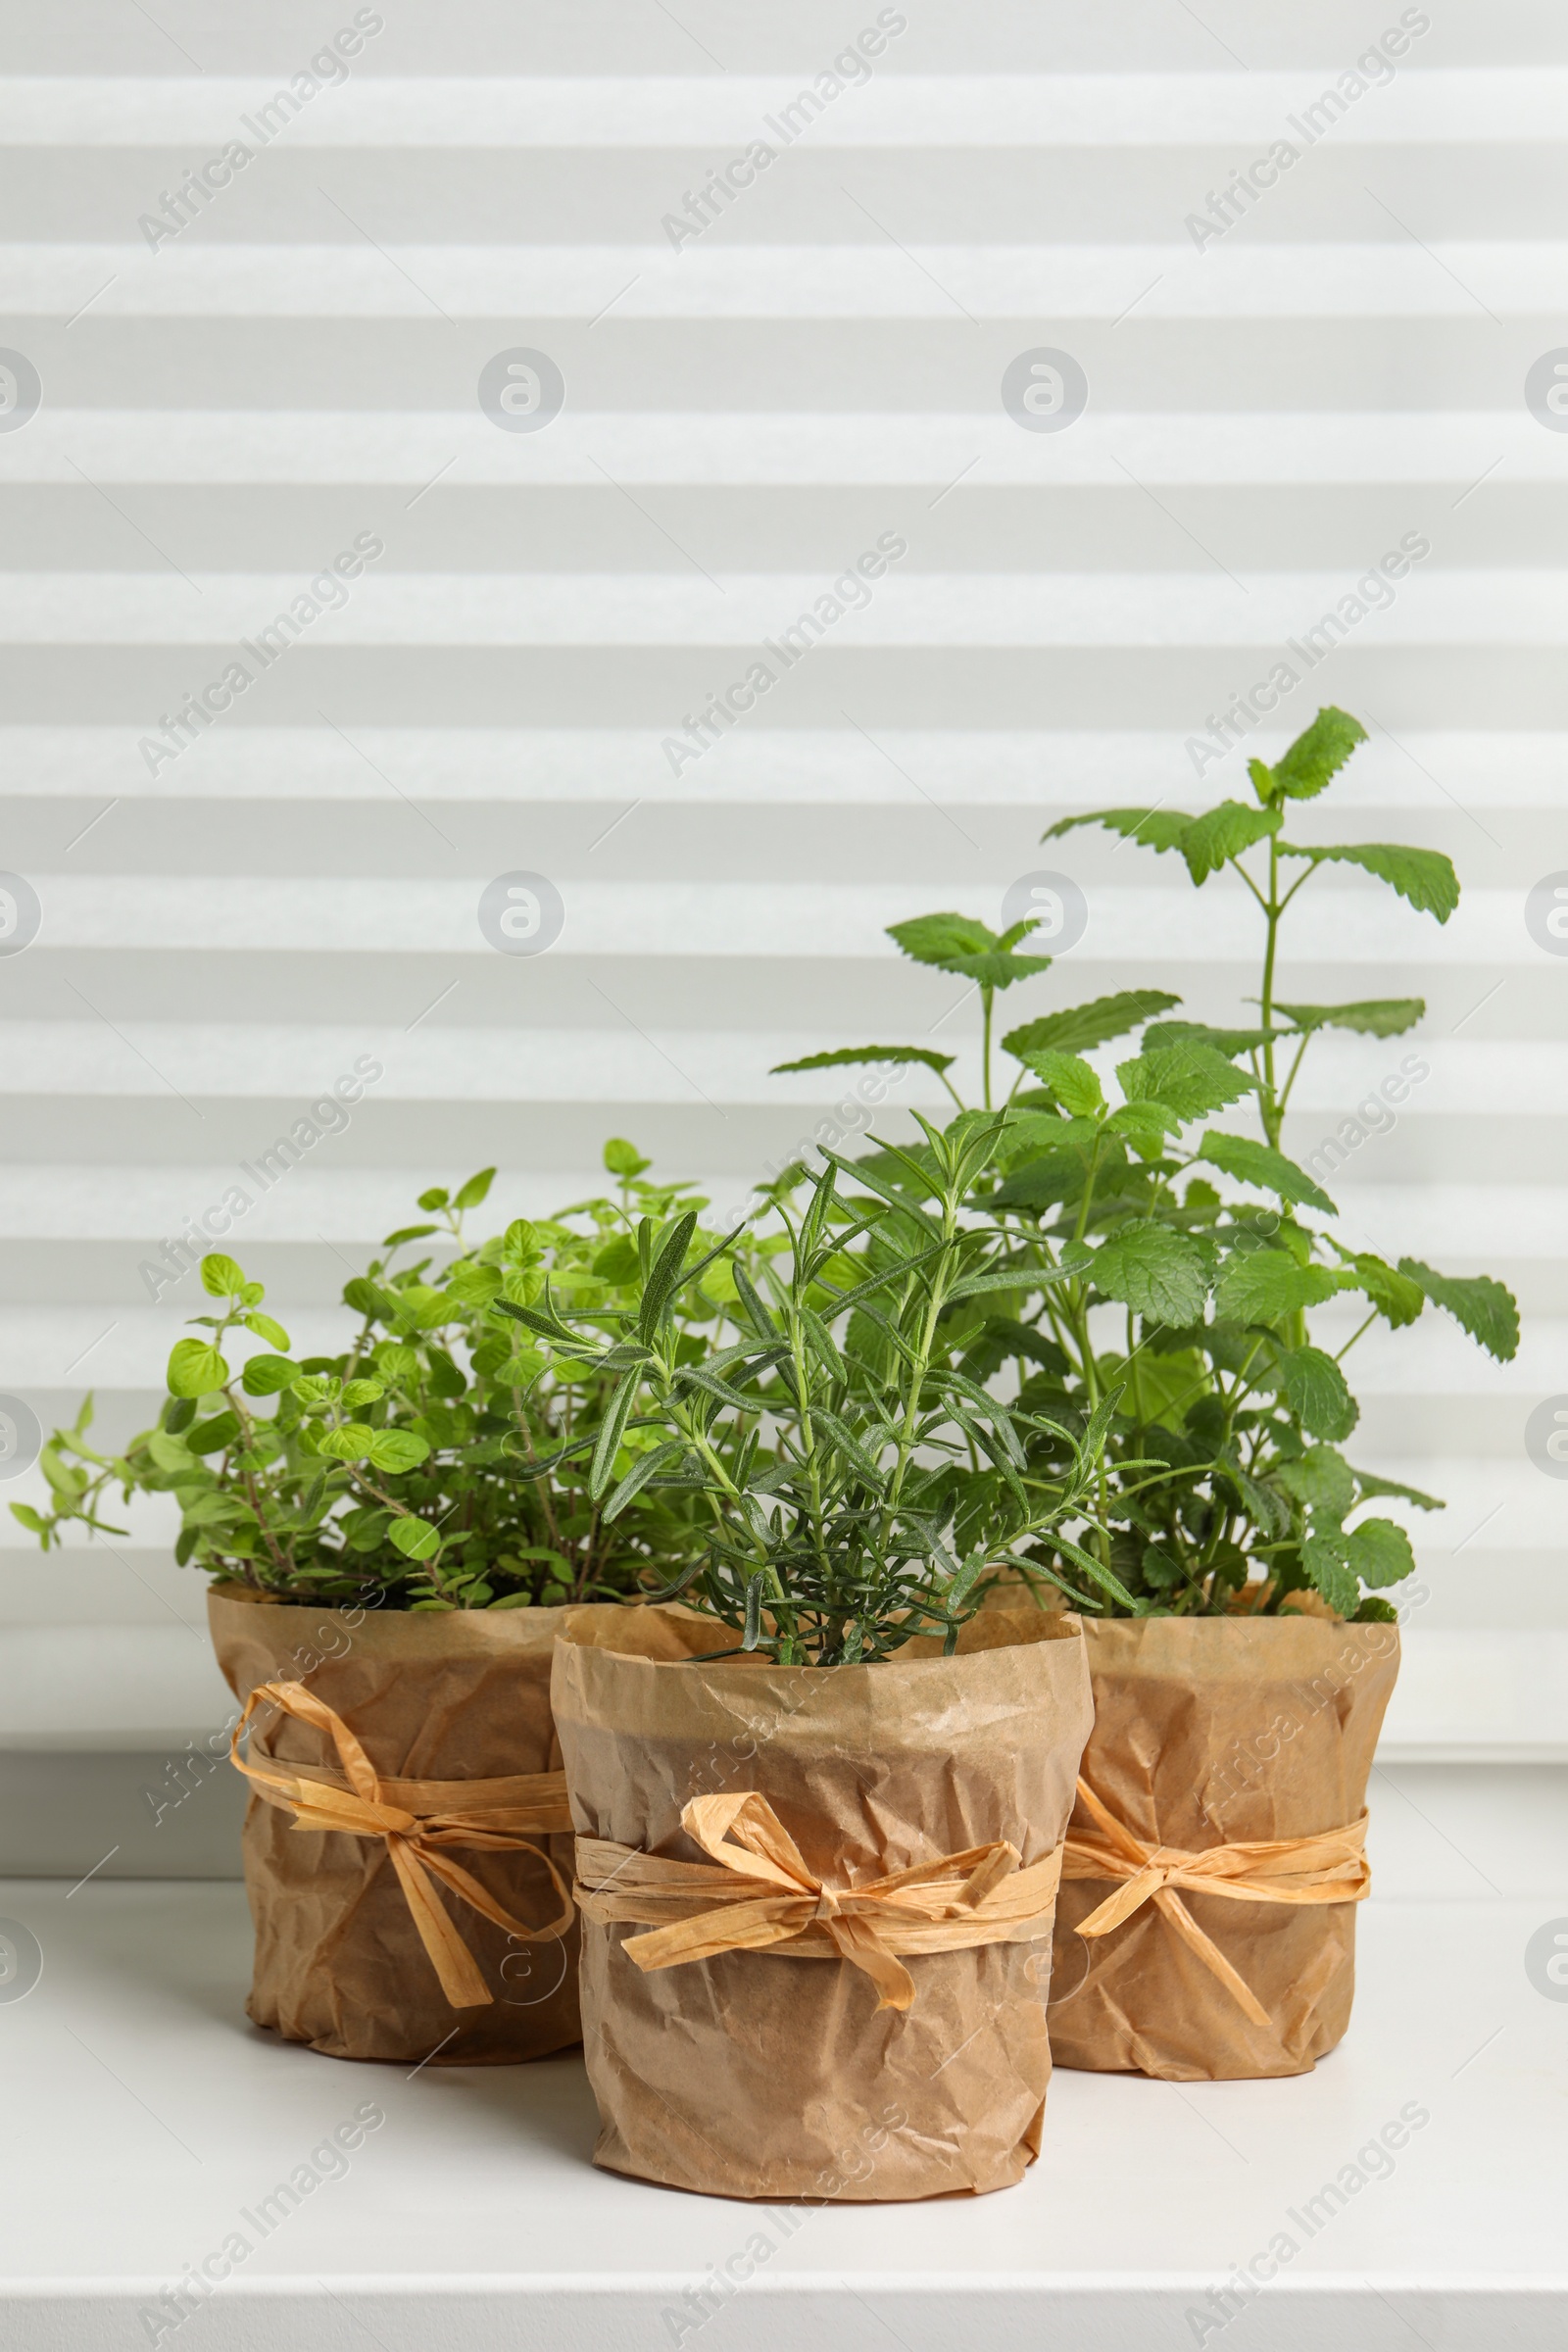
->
[{"left": 0, "top": 1, "right": 1564, "bottom": 1783}]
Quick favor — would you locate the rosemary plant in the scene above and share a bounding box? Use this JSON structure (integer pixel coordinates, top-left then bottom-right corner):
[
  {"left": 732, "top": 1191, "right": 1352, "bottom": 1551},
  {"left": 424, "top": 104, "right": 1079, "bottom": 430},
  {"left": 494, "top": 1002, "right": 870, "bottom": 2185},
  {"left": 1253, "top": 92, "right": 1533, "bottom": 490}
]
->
[{"left": 499, "top": 1114, "right": 1126, "bottom": 1665}]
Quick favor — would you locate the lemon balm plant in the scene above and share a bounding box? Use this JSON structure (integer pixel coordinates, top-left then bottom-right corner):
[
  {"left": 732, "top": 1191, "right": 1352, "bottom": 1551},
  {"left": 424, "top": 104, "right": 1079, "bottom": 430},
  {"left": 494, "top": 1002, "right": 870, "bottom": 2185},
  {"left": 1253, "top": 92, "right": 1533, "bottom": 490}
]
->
[
  {"left": 774, "top": 710, "right": 1519, "bottom": 1620},
  {"left": 16, "top": 1145, "right": 746, "bottom": 1610},
  {"left": 501, "top": 1116, "right": 1128, "bottom": 1663}
]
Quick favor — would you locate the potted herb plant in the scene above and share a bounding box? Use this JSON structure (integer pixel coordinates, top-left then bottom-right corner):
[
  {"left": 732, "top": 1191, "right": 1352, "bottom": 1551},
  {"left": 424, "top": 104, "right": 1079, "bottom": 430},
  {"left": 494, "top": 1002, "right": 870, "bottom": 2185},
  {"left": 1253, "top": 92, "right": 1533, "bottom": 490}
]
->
[
  {"left": 513, "top": 1120, "right": 1106, "bottom": 2198},
  {"left": 16, "top": 1145, "right": 744, "bottom": 2066},
  {"left": 773, "top": 709, "right": 1519, "bottom": 2080}
]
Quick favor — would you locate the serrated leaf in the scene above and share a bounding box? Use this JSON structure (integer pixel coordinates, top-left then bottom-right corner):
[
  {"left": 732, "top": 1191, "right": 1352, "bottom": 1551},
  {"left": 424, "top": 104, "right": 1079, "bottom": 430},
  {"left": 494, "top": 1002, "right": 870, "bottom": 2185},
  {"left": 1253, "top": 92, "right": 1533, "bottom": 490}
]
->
[
  {"left": 1119, "top": 1043, "right": 1256, "bottom": 1123},
  {"left": 1105, "top": 1101, "right": 1184, "bottom": 1160},
  {"left": 1275, "top": 1345, "right": 1359, "bottom": 1441},
  {"left": 1349, "top": 1465, "right": 1444, "bottom": 1512},
  {"left": 1043, "top": 808, "right": 1194, "bottom": 852},
  {"left": 1145, "top": 1019, "right": 1274, "bottom": 1058},
  {"left": 1092, "top": 1226, "right": 1211, "bottom": 1326},
  {"left": 1274, "top": 998, "right": 1425, "bottom": 1039},
  {"left": 1396, "top": 1259, "right": 1519, "bottom": 1362},
  {"left": 1333, "top": 1250, "right": 1426, "bottom": 1330},
  {"left": 771, "top": 1044, "right": 957, "bottom": 1080},
  {"left": 1257, "top": 707, "right": 1368, "bottom": 803},
  {"left": 1022, "top": 1049, "right": 1103, "bottom": 1116},
  {"left": 1273, "top": 1445, "right": 1356, "bottom": 1522},
  {"left": 1004, "top": 989, "right": 1181, "bottom": 1061},
  {"left": 1278, "top": 841, "right": 1459, "bottom": 924},
  {"left": 1345, "top": 1515, "right": 1416, "bottom": 1589},
  {"left": 1301, "top": 1531, "right": 1360, "bottom": 1616},
  {"left": 1197, "top": 1130, "right": 1338, "bottom": 1216},
  {"left": 167, "top": 1338, "right": 230, "bottom": 1399},
  {"left": 1216, "top": 1250, "right": 1338, "bottom": 1326},
  {"left": 199, "top": 1252, "right": 246, "bottom": 1298},
  {"left": 1181, "top": 799, "right": 1283, "bottom": 882}
]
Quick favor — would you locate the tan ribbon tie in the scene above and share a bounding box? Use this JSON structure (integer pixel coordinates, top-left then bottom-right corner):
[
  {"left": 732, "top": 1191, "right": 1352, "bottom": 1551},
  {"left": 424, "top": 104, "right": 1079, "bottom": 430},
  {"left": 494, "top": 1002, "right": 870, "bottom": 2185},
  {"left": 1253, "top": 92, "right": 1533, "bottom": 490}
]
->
[
  {"left": 229, "top": 1680, "right": 575, "bottom": 2011},
  {"left": 1062, "top": 1774, "right": 1371, "bottom": 2033},
  {"left": 573, "top": 1788, "right": 1064, "bottom": 2015}
]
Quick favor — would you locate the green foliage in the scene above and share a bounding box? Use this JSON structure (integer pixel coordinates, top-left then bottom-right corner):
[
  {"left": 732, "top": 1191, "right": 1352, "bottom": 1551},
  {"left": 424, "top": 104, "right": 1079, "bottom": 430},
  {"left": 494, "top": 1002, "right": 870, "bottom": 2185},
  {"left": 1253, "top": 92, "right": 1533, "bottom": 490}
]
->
[
  {"left": 770, "top": 705, "right": 1517, "bottom": 1621},
  {"left": 512, "top": 1124, "right": 1124, "bottom": 1664},
  {"left": 15, "top": 1151, "right": 761, "bottom": 1612}
]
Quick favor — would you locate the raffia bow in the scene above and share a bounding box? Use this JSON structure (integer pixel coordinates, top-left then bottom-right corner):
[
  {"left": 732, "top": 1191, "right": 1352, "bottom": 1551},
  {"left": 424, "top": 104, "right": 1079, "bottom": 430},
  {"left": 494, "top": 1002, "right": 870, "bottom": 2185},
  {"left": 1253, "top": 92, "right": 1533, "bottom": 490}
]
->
[
  {"left": 1062, "top": 1775, "right": 1371, "bottom": 2031},
  {"left": 230, "top": 1680, "right": 575, "bottom": 2011},
  {"left": 574, "top": 1788, "right": 1065, "bottom": 2014}
]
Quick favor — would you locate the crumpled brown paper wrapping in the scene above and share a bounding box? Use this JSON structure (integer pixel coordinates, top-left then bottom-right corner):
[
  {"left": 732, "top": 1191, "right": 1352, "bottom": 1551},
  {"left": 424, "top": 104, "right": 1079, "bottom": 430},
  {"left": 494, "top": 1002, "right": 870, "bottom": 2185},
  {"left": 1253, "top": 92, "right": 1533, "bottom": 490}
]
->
[
  {"left": 1048, "top": 1614, "right": 1400, "bottom": 2082},
  {"left": 209, "top": 1588, "right": 612, "bottom": 2065},
  {"left": 551, "top": 1602, "right": 1094, "bottom": 2200}
]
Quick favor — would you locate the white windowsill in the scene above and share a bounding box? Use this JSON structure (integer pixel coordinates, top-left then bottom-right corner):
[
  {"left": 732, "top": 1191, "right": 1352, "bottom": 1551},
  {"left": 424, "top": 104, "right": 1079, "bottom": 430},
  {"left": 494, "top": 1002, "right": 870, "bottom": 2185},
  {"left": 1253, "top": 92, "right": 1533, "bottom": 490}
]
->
[{"left": 0, "top": 1879, "right": 1562, "bottom": 2351}]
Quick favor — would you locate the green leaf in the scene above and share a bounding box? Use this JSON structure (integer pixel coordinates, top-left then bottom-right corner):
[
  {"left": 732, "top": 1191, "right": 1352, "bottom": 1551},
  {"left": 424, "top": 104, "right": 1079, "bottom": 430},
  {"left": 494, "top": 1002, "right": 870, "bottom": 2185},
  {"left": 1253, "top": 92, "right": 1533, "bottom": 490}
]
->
[
  {"left": 1145, "top": 1019, "right": 1274, "bottom": 1058},
  {"left": 1301, "top": 1531, "right": 1360, "bottom": 1617},
  {"left": 167, "top": 1338, "right": 230, "bottom": 1398},
  {"left": 416, "top": 1187, "right": 450, "bottom": 1211},
  {"left": 589, "top": 1372, "right": 641, "bottom": 1498},
  {"left": 1004, "top": 990, "right": 1181, "bottom": 1061},
  {"left": 1345, "top": 1516, "right": 1416, "bottom": 1589},
  {"left": 1275, "top": 1346, "right": 1359, "bottom": 1441},
  {"left": 1333, "top": 1250, "right": 1425, "bottom": 1330},
  {"left": 342, "top": 1276, "right": 395, "bottom": 1319},
  {"left": 1216, "top": 1251, "right": 1339, "bottom": 1326},
  {"left": 1106, "top": 1100, "right": 1184, "bottom": 1158},
  {"left": 341, "top": 1379, "right": 385, "bottom": 1408},
  {"left": 9, "top": 1502, "right": 49, "bottom": 1536},
  {"left": 1197, "top": 1130, "right": 1338, "bottom": 1216},
  {"left": 591, "top": 1237, "right": 641, "bottom": 1285},
  {"left": 241, "top": 1352, "right": 299, "bottom": 1396},
  {"left": 881, "top": 914, "right": 1055, "bottom": 993},
  {"left": 1043, "top": 808, "right": 1194, "bottom": 852},
  {"left": 603, "top": 1136, "right": 652, "bottom": 1178},
  {"left": 1253, "top": 707, "right": 1368, "bottom": 803},
  {"left": 454, "top": 1166, "right": 496, "bottom": 1209},
  {"left": 368, "top": 1430, "right": 430, "bottom": 1474},
  {"left": 389, "top": 1516, "right": 443, "bottom": 1561},
  {"left": 639, "top": 1211, "right": 698, "bottom": 1340},
  {"left": 1350, "top": 1465, "right": 1444, "bottom": 1512},
  {"left": 771, "top": 1045, "right": 956, "bottom": 1081},
  {"left": 1119, "top": 1044, "right": 1256, "bottom": 1124},
  {"left": 185, "top": 1411, "right": 240, "bottom": 1456},
  {"left": 242, "top": 1311, "right": 291, "bottom": 1351},
  {"left": 1273, "top": 1446, "right": 1355, "bottom": 1522},
  {"left": 199, "top": 1252, "right": 246, "bottom": 1298},
  {"left": 1274, "top": 998, "right": 1425, "bottom": 1039},
  {"left": 1092, "top": 1226, "right": 1211, "bottom": 1326},
  {"left": 602, "top": 1439, "right": 692, "bottom": 1522},
  {"left": 316, "top": 1422, "right": 376, "bottom": 1460},
  {"left": 382, "top": 1223, "right": 440, "bottom": 1248},
  {"left": 1396, "top": 1259, "right": 1519, "bottom": 1362},
  {"left": 1181, "top": 799, "right": 1282, "bottom": 883},
  {"left": 1278, "top": 841, "right": 1459, "bottom": 924},
  {"left": 1021, "top": 1050, "right": 1103, "bottom": 1116}
]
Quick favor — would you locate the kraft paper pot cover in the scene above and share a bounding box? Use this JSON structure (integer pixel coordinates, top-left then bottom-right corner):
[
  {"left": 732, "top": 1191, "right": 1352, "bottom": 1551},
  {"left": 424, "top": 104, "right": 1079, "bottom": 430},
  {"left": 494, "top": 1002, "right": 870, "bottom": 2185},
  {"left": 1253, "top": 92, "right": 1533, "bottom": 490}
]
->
[{"left": 552, "top": 1601, "right": 1094, "bottom": 2200}]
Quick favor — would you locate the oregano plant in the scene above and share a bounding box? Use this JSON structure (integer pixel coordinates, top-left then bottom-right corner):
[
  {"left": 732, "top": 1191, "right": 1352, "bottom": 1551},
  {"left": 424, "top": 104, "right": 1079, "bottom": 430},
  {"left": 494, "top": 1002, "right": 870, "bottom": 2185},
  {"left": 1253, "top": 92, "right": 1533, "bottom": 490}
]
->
[
  {"left": 501, "top": 1120, "right": 1128, "bottom": 1663},
  {"left": 15, "top": 1145, "right": 755, "bottom": 1610},
  {"left": 774, "top": 708, "right": 1519, "bottom": 1620}
]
